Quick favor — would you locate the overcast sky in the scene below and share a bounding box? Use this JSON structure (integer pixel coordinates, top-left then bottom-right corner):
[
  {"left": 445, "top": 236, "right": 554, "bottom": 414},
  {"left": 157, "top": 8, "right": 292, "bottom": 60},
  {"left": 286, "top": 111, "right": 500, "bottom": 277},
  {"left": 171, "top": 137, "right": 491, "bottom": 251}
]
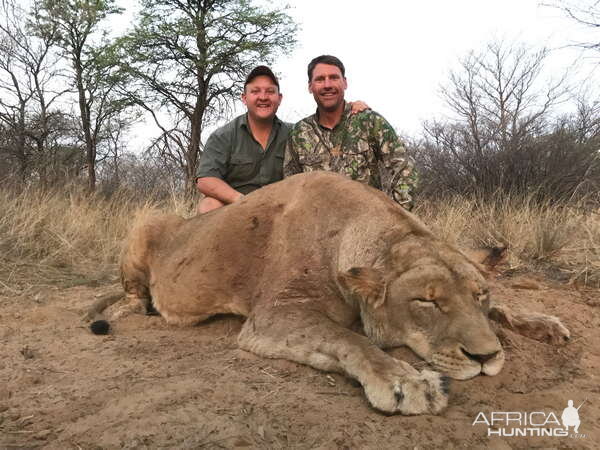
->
[{"left": 123, "top": 0, "right": 599, "bottom": 149}]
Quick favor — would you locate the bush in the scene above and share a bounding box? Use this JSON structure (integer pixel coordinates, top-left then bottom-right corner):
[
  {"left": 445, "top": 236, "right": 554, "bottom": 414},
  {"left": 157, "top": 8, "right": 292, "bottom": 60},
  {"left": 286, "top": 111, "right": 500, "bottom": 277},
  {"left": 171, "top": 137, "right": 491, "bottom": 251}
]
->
[{"left": 414, "top": 118, "right": 600, "bottom": 202}]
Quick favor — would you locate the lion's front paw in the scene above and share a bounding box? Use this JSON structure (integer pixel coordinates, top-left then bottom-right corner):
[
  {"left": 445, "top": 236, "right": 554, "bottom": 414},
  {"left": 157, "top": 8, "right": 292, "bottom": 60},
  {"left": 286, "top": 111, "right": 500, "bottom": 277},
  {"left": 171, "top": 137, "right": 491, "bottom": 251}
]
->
[{"left": 363, "top": 368, "right": 449, "bottom": 415}]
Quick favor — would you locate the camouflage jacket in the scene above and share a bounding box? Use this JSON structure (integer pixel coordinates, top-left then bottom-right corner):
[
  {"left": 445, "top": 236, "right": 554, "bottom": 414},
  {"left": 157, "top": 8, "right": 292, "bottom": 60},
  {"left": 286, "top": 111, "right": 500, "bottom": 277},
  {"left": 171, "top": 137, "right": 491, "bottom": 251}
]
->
[{"left": 284, "top": 103, "right": 417, "bottom": 210}]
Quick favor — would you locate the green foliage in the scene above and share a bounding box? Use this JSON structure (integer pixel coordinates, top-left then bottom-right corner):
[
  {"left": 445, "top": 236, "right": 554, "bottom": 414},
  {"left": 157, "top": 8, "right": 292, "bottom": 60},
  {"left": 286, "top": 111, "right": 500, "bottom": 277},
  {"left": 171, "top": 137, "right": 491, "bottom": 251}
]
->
[
  {"left": 119, "top": 0, "right": 297, "bottom": 115},
  {"left": 30, "top": 0, "right": 133, "bottom": 191},
  {"left": 114, "top": 0, "right": 298, "bottom": 194},
  {"left": 33, "top": 0, "right": 122, "bottom": 48}
]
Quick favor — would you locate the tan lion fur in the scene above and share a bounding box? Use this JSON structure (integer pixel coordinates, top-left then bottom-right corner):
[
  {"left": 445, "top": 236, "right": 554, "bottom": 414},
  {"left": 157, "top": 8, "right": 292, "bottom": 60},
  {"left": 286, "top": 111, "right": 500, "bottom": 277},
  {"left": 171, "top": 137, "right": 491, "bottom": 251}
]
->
[{"left": 98, "top": 171, "right": 568, "bottom": 415}]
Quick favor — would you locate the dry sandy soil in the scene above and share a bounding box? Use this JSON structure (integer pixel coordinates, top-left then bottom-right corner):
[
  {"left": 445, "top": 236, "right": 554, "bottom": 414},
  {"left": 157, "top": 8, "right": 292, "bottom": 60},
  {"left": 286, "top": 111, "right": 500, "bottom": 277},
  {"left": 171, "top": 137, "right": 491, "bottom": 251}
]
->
[{"left": 1, "top": 273, "right": 599, "bottom": 449}]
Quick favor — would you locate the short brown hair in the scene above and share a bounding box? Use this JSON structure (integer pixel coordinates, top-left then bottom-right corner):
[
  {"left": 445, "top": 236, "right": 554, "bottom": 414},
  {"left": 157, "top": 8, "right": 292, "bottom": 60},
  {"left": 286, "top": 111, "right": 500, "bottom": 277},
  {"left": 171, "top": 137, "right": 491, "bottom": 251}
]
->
[{"left": 307, "top": 55, "right": 345, "bottom": 82}]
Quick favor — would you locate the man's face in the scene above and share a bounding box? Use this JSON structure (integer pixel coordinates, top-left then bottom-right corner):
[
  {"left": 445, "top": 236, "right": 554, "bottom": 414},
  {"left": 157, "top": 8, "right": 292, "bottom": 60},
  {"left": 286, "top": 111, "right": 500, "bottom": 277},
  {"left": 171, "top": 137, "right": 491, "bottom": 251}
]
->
[
  {"left": 242, "top": 75, "right": 282, "bottom": 122},
  {"left": 308, "top": 63, "right": 347, "bottom": 112}
]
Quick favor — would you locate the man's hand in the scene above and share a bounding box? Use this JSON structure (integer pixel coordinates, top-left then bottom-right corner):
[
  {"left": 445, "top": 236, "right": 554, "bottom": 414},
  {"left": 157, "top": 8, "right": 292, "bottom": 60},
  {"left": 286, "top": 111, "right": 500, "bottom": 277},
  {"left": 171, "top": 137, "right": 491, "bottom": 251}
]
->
[
  {"left": 349, "top": 100, "right": 370, "bottom": 115},
  {"left": 196, "top": 177, "right": 245, "bottom": 214},
  {"left": 197, "top": 177, "right": 242, "bottom": 204}
]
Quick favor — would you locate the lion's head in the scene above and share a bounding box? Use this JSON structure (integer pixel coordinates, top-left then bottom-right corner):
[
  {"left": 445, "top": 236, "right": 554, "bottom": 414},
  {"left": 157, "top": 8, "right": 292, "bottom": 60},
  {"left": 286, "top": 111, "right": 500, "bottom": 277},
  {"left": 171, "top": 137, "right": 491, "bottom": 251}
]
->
[{"left": 337, "top": 234, "right": 504, "bottom": 380}]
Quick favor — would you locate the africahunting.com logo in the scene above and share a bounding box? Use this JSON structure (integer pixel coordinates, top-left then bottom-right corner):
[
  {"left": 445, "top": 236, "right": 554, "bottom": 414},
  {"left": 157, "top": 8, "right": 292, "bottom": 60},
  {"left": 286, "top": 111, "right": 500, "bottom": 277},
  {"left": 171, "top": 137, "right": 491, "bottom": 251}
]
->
[{"left": 473, "top": 400, "right": 587, "bottom": 438}]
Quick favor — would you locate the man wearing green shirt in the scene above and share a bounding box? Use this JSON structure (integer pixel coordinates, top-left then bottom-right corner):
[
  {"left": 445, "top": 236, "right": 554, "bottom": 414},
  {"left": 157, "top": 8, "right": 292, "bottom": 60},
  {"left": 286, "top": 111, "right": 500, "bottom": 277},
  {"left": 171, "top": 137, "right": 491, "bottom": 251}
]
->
[
  {"left": 196, "top": 65, "right": 369, "bottom": 214},
  {"left": 284, "top": 55, "right": 418, "bottom": 210},
  {"left": 196, "top": 66, "right": 288, "bottom": 213}
]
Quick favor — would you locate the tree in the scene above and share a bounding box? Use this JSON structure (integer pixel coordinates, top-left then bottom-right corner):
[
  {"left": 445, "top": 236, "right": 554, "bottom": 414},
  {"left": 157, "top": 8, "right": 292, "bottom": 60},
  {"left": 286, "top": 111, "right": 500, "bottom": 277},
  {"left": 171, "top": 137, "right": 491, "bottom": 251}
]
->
[
  {"left": 0, "top": 0, "right": 66, "bottom": 185},
  {"left": 544, "top": 1, "right": 600, "bottom": 53},
  {"left": 97, "top": 150, "right": 184, "bottom": 198},
  {"left": 117, "top": 0, "right": 297, "bottom": 196},
  {"left": 414, "top": 40, "right": 600, "bottom": 200},
  {"left": 34, "top": 0, "right": 132, "bottom": 191}
]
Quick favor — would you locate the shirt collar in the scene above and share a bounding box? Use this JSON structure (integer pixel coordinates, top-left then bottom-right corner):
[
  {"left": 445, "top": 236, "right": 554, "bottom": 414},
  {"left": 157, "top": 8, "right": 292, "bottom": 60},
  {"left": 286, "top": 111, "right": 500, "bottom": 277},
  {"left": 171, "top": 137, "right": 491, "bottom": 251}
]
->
[
  {"left": 240, "top": 113, "right": 282, "bottom": 131},
  {"left": 313, "top": 101, "right": 350, "bottom": 130}
]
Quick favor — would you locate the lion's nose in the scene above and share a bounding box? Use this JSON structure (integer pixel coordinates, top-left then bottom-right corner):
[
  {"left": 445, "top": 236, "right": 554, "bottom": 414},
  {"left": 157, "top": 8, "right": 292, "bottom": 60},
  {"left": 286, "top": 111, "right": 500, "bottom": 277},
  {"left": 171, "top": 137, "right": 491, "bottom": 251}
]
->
[{"left": 461, "top": 348, "right": 499, "bottom": 364}]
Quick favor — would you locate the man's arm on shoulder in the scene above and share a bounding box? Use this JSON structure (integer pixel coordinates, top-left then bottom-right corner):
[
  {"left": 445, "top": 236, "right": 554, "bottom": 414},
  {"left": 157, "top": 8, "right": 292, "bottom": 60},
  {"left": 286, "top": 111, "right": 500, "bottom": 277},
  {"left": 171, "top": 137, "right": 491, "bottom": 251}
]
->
[
  {"left": 196, "top": 130, "right": 243, "bottom": 204},
  {"left": 349, "top": 100, "right": 370, "bottom": 115},
  {"left": 369, "top": 112, "right": 418, "bottom": 210}
]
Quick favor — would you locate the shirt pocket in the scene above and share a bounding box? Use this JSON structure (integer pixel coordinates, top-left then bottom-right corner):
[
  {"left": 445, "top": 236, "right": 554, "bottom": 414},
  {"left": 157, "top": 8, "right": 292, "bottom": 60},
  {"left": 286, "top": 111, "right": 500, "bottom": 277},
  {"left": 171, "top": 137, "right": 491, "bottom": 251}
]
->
[
  {"left": 272, "top": 153, "right": 284, "bottom": 181},
  {"left": 228, "top": 155, "right": 258, "bottom": 183}
]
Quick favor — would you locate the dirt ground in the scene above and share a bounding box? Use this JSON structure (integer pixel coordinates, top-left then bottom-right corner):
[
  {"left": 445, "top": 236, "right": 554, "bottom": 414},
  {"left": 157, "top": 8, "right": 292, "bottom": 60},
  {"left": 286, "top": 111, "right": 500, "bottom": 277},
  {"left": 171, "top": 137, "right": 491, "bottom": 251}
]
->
[{"left": 1, "top": 273, "right": 599, "bottom": 449}]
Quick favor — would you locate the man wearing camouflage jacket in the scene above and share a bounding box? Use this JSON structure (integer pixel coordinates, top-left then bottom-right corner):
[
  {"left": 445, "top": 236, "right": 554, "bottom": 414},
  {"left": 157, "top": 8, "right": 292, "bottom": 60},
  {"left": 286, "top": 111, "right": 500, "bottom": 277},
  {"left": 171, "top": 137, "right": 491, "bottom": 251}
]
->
[{"left": 284, "top": 55, "right": 417, "bottom": 210}]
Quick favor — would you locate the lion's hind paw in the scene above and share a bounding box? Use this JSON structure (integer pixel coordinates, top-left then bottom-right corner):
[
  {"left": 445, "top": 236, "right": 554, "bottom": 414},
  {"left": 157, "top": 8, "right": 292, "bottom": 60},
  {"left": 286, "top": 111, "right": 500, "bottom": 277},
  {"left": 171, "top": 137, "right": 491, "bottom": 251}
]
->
[
  {"left": 507, "top": 312, "right": 570, "bottom": 345},
  {"left": 490, "top": 306, "right": 570, "bottom": 346},
  {"left": 523, "top": 313, "right": 571, "bottom": 345}
]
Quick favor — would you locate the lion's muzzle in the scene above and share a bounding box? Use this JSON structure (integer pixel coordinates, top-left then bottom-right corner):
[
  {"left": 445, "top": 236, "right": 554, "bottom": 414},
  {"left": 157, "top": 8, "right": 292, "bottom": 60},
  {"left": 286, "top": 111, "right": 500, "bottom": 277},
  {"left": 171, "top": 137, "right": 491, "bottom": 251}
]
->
[{"left": 431, "top": 345, "right": 505, "bottom": 380}]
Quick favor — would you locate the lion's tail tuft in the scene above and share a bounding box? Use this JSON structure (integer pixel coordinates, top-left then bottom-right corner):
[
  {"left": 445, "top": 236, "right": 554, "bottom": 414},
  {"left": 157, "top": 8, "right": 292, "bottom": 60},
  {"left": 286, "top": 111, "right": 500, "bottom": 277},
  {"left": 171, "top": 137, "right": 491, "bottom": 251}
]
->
[
  {"left": 84, "top": 291, "right": 122, "bottom": 335},
  {"left": 90, "top": 319, "right": 111, "bottom": 335}
]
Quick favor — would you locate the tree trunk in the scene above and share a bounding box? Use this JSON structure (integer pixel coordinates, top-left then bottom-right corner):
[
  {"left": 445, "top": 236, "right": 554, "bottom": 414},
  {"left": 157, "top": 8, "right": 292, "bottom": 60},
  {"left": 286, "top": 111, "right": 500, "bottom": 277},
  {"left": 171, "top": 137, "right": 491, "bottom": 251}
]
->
[
  {"left": 75, "top": 59, "right": 96, "bottom": 192},
  {"left": 186, "top": 97, "right": 205, "bottom": 199}
]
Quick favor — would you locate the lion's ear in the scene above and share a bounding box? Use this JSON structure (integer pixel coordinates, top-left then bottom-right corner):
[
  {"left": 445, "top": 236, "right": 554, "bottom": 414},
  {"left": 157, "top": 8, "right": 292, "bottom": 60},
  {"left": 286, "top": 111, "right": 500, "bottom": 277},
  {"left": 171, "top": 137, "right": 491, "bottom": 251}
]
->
[
  {"left": 464, "top": 246, "right": 508, "bottom": 275},
  {"left": 337, "top": 267, "right": 386, "bottom": 309}
]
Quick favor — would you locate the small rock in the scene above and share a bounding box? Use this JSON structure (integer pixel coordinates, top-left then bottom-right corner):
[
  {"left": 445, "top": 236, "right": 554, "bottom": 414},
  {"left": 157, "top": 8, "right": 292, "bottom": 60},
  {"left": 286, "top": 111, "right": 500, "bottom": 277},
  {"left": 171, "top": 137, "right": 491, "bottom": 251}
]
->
[
  {"left": 233, "top": 437, "right": 252, "bottom": 447},
  {"left": 20, "top": 346, "right": 35, "bottom": 359}
]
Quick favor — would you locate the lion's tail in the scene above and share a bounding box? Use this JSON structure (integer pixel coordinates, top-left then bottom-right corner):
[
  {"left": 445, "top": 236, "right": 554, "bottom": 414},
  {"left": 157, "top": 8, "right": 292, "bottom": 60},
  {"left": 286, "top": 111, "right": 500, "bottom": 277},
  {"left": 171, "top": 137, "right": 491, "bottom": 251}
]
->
[{"left": 84, "top": 291, "right": 124, "bottom": 335}]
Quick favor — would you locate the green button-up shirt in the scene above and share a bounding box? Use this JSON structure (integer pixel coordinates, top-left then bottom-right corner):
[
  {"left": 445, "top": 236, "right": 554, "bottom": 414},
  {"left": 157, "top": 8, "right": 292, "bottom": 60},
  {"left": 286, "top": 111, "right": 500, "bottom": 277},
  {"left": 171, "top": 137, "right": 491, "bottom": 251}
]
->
[{"left": 197, "top": 114, "right": 291, "bottom": 194}]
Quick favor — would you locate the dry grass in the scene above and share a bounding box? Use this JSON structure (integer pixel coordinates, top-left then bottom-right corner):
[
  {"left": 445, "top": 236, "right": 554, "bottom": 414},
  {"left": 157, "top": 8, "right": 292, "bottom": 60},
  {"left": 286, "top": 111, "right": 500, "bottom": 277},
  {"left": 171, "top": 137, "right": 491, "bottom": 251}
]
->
[
  {"left": 416, "top": 194, "right": 600, "bottom": 286},
  {"left": 0, "top": 186, "right": 196, "bottom": 295},
  {"left": 1, "top": 187, "right": 598, "bottom": 297}
]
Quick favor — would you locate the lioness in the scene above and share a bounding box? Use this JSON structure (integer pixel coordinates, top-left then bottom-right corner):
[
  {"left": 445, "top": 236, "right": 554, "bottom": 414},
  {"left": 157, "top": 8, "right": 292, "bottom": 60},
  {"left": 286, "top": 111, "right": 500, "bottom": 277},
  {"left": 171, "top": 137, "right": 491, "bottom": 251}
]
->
[{"left": 90, "top": 172, "right": 569, "bottom": 415}]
